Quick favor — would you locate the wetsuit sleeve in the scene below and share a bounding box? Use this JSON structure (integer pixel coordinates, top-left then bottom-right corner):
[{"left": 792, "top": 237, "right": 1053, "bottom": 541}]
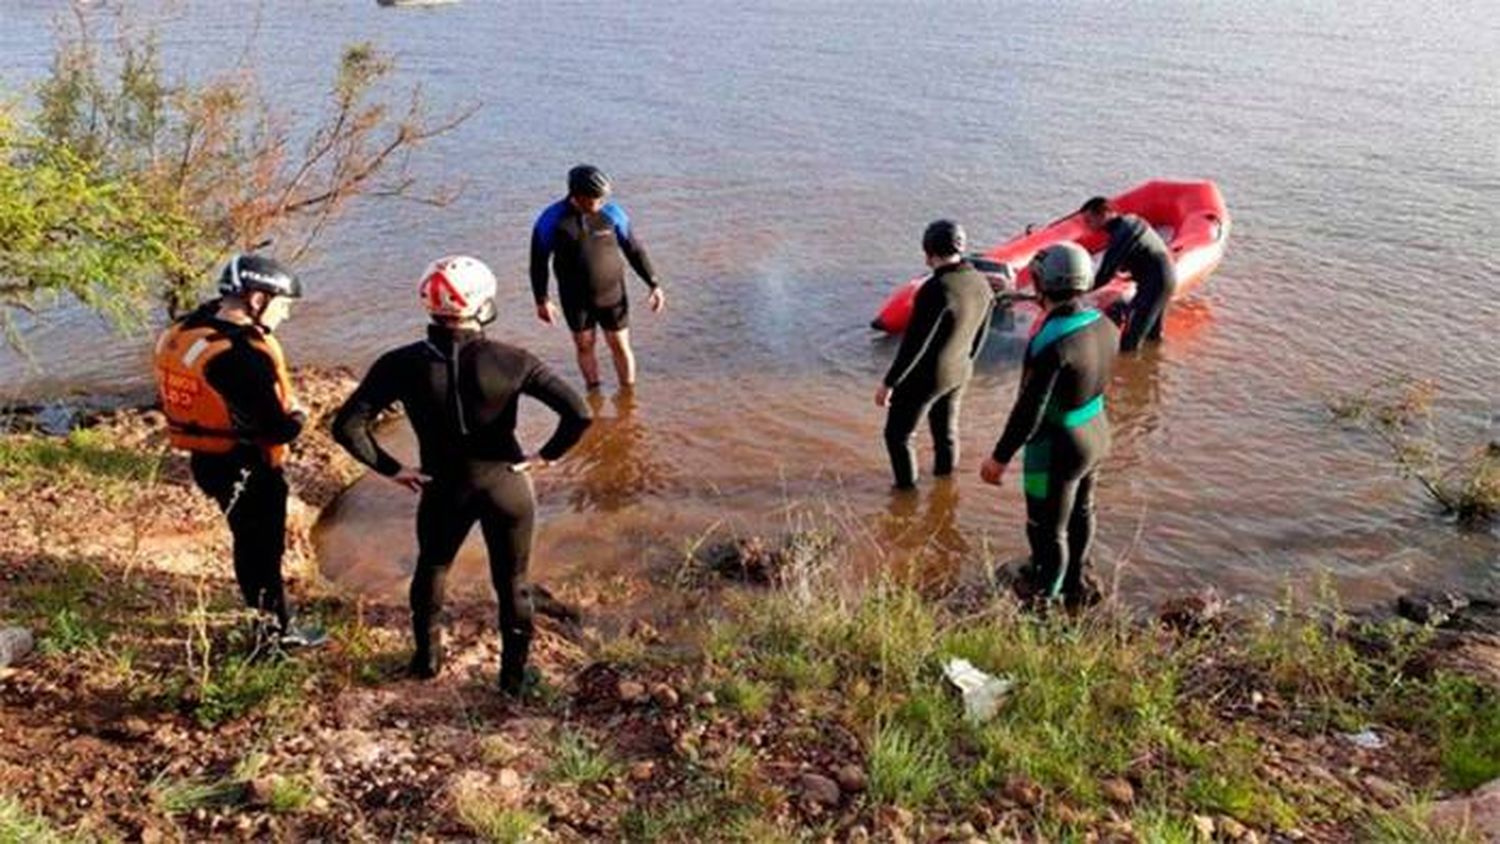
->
[
  {"left": 529, "top": 209, "right": 557, "bottom": 304},
  {"left": 331, "top": 353, "right": 406, "bottom": 476},
  {"left": 608, "top": 205, "right": 659, "bottom": 289},
  {"left": 521, "top": 359, "right": 594, "bottom": 461},
  {"left": 1092, "top": 220, "right": 1135, "bottom": 291},
  {"left": 883, "top": 280, "right": 942, "bottom": 389},
  {"left": 991, "top": 350, "right": 1061, "bottom": 464},
  {"left": 202, "top": 342, "right": 305, "bottom": 445}
]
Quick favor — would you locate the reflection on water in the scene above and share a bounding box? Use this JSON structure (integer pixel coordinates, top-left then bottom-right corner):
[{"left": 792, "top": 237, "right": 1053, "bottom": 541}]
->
[
  {"left": 565, "top": 389, "right": 671, "bottom": 513},
  {"left": 878, "top": 480, "right": 970, "bottom": 593}
]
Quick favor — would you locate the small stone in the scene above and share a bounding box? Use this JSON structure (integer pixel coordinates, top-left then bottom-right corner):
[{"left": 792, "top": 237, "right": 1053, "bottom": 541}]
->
[
  {"left": 1053, "top": 803, "right": 1086, "bottom": 826},
  {"left": 650, "top": 683, "right": 680, "bottom": 708},
  {"left": 1100, "top": 777, "right": 1135, "bottom": 806},
  {"left": 1216, "top": 816, "right": 1248, "bottom": 840},
  {"left": 1002, "top": 775, "right": 1042, "bottom": 809},
  {"left": 835, "top": 764, "right": 868, "bottom": 793},
  {"left": 696, "top": 690, "right": 717, "bottom": 707},
  {"left": 1190, "top": 815, "right": 1214, "bottom": 841},
  {"left": 616, "top": 680, "right": 649, "bottom": 705},
  {"left": 235, "top": 815, "right": 254, "bottom": 832},
  {"left": 877, "top": 805, "right": 914, "bottom": 830},
  {"left": 496, "top": 768, "right": 522, "bottom": 791},
  {"left": 628, "top": 619, "right": 661, "bottom": 642},
  {"left": 629, "top": 760, "right": 656, "bottom": 782},
  {"left": 846, "top": 825, "right": 870, "bottom": 843},
  {"left": 120, "top": 717, "right": 152, "bottom": 740},
  {"left": 1362, "top": 774, "right": 1405, "bottom": 807},
  {"left": 310, "top": 797, "right": 330, "bottom": 813},
  {"left": 0, "top": 627, "right": 34, "bottom": 667},
  {"left": 244, "top": 777, "right": 276, "bottom": 808},
  {"left": 798, "top": 773, "right": 842, "bottom": 808}
]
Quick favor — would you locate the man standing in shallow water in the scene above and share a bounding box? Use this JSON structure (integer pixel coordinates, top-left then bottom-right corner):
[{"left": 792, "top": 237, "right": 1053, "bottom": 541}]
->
[
  {"left": 530, "top": 165, "right": 666, "bottom": 391},
  {"left": 876, "top": 220, "right": 995, "bottom": 490}
]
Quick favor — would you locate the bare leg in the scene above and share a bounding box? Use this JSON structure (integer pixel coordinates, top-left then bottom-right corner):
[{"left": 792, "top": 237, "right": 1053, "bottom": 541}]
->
[
  {"left": 603, "top": 328, "right": 636, "bottom": 387},
  {"left": 572, "top": 329, "right": 601, "bottom": 388}
]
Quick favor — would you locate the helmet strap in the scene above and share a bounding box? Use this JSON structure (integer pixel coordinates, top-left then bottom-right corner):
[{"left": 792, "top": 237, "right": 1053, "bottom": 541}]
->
[{"left": 476, "top": 299, "right": 497, "bottom": 326}]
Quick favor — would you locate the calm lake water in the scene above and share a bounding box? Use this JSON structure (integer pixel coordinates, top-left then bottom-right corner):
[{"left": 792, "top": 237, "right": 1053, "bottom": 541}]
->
[{"left": 3, "top": 1, "right": 1496, "bottom": 606}]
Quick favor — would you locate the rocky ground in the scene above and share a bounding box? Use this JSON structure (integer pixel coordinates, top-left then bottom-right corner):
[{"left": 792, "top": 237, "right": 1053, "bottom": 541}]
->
[{"left": 1, "top": 372, "right": 1497, "bottom": 842}]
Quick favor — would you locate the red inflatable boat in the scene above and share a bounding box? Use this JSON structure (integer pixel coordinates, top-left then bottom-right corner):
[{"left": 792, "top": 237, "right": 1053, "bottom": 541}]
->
[{"left": 871, "top": 180, "right": 1230, "bottom": 334}]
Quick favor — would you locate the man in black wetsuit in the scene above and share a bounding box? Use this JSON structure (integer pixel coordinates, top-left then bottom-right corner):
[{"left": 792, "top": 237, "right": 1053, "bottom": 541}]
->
[
  {"left": 981, "top": 242, "right": 1118, "bottom": 608},
  {"left": 876, "top": 220, "right": 995, "bottom": 489},
  {"left": 332, "top": 256, "right": 592, "bottom": 694},
  {"left": 531, "top": 165, "right": 665, "bottom": 390},
  {"left": 153, "top": 254, "right": 324, "bottom": 651},
  {"left": 1080, "top": 196, "right": 1176, "bottom": 352}
]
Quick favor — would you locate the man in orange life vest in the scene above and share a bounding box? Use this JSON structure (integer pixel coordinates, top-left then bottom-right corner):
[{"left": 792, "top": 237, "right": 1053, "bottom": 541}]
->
[{"left": 153, "top": 254, "right": 324, "bottom": 650}]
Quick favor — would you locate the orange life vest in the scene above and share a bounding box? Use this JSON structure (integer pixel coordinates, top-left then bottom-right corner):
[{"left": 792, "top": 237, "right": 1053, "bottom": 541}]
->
[{"left": 153, "top": 319, "right": 295, "bottom": 467}]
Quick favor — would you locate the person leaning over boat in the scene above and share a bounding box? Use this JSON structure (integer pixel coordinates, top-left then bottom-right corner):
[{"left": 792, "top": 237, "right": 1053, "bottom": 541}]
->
[
  {"left": 152, "top": 254, "right": 325, "bottom": 652},
  {"left": 980, "top": 242, "right": 1118, "bottom": 608},
  {"left": 332, "top": 257, "right": 591, "bottom": 695},
  {"left": 1079, "top": 196, "right": 1177, "bottom": 353},
  {"left": 530, "top": 165, "right": 665, "bottom": 391},
  {"left": 876, "top": 220, "right": 994, "bottom": 490}
]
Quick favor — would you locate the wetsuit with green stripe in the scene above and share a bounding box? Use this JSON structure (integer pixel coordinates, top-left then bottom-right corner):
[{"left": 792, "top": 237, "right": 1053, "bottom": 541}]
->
[{"left": 990, "top": 301, "right": 1118, "bottom": 603}]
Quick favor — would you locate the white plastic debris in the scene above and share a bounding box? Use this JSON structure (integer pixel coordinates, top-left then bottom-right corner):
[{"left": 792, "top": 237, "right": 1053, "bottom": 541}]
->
[
  {"left": 943, "top": 658, "right": 1015, "bottom": 722},
  {"left": 1340, "top": 729, "right": 1385, "bottom": 750}
]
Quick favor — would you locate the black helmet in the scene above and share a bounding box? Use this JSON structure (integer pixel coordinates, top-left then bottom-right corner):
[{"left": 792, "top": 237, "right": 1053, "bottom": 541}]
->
[
  {"left": 218, "top": 253, "right": 302, "bottom": 300},
  {"left": 567, "top": 164, "right": 612, "bottom": 199},
  {"left": 922, "top": 219, "right": 967, "bottom": 257}
]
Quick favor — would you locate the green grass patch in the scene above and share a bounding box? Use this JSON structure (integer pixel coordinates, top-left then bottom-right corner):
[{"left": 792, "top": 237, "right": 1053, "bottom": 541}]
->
[
  {"left": 455, "top": 801, "right": 543, "bottom": 844},
  {"left": 0, "top": 795, "right": 72, "bottom": 844},
  {"left": 149, "top": 774, "right": 243, "bottom": 815},
  {"left": 1363, "top": 802, "right": 1481, "bottom": 843},
  {"left": 716, "top": 677, "right": 775, "bottom": 719},
  {"left": 545, "top": 728, "right": 618, "bottom": 786},
  {"left": 1404, "top": 673, "right": 1500, "bottom": 791},
  {"left": 266, "top": 775, "right": 318, "bottom": 814},
  {"left": 0, "top": 429, "right": 163, "bottom": 486},
  {"left": 866, "top": 723, "right": 948, "bottom": 809},
  {"left": 192, "top": 653, "right": 308, "bottom": 727},
  {"left": 37, "top": 606, "right": 110, "bottom": 655}
]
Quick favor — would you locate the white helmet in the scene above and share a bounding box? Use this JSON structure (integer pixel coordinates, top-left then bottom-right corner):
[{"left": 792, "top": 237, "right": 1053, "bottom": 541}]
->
[{"left": 419, "top": 255, "right": 497, "bottom": 323}]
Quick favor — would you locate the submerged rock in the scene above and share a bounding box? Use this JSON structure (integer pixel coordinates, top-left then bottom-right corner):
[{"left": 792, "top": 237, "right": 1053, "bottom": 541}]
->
[{"left": 700, "top": 531, "right": 838, "bottom": 586}]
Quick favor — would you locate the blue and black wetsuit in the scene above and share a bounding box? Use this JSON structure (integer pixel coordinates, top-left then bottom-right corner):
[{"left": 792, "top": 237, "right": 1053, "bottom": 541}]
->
[
  {"left": 332, "top": 325, "right": 591, "bottom": 690},
  {"left": 530, "top": 199, "right": 659, "bottom": 333},
  {"left": 882, "top": 260, "right": 994, "bottom": 488},
  {"left": 1093, "top": 214, "right": 1176, "bottom": 352},
  {"left": 991, "top": 302, "right": 1118, "bottom": 604}
]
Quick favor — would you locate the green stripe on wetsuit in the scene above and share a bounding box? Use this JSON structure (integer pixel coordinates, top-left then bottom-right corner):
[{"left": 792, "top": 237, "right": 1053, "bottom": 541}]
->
[
  {"left": 1028, "top": 309, "right": 1101, "bottom": 357},
  {"left": 1022, "top": 308, "right": 1106, "bottom": 500}
]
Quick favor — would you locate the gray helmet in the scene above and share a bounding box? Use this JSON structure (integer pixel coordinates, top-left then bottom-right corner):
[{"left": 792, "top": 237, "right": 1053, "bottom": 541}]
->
[
  {"left": 218, "top": 253, "right": 302, "bottom": 299},
  {"left": 922, "top": 219, "right": 967, "bottom": 257},
  {"left": 1029, "top": 242, "right": 1092, "bottom": 295},
  {"left": 567, "top": 164, "right": 612, "bottom": 199}
]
